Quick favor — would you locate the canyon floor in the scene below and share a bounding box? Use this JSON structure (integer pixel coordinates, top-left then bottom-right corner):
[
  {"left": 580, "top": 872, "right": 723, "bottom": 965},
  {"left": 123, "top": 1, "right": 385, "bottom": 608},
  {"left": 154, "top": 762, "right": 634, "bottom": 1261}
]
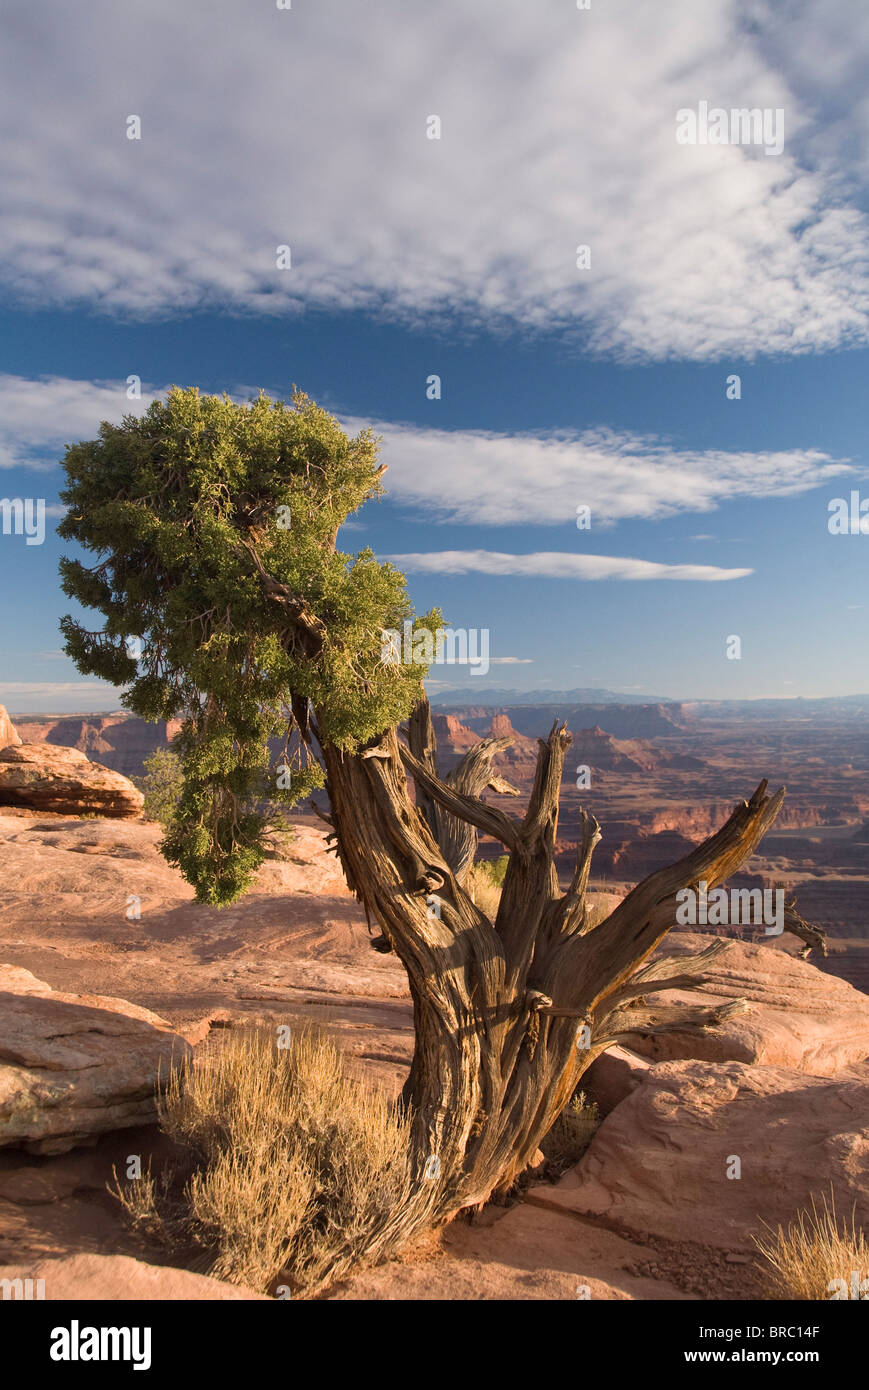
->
[{"left": 0, "top": 804, "right": 807, "bottom": 1302}]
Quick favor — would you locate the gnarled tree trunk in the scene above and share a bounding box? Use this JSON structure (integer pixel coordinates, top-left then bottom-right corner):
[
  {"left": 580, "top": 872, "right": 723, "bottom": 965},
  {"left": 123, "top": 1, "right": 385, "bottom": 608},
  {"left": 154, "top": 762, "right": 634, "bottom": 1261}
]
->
[{"left": 317, "top": 698, "right": 812, "bottom": 1239}]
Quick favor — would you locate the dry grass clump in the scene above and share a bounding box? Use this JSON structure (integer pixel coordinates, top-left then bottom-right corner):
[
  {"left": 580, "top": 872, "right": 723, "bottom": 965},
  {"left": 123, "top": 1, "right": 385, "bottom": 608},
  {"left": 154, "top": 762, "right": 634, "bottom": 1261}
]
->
[
  {"left": 115, "top": 1025, "right": 414, "bottom": 1296},
  {"left": 753, "top": 1190, "right": 868, "bottom": 1300},
  {"left": 540, "top": 1091, "right": 599, "bottom": 1173},
  {"left": 473, "top": 856, "right": 611, "bottom": 931}
]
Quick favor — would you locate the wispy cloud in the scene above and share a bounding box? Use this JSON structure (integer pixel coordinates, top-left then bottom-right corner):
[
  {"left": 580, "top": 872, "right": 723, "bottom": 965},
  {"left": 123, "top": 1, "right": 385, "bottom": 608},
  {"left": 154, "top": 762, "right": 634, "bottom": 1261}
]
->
[
  {"left": 1, "top": 0, "right": 868, "bottom": 358},
  {"left": 385, "top": 550, "right": 752, "bottom": 581},
  {"left": 0, "top": 375, "right": 153, "bottom": 470},
  {"left": 2, "top": 377, "right": 848, "bottom": 535},
  {"left": 0, "top": 682, "right": 125, "bottom": 714},
  {"left": 358, "top": 420, "right": 849, "bottom": 527},
  {"left": 0, "top": 682, "right": 122, "bottom": 695}
]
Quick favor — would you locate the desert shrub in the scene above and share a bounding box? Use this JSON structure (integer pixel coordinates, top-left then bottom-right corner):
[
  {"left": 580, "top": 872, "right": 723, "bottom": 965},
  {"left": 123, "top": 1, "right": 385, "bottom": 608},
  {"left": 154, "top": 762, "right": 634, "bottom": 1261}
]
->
[
  {"left": 753, "top": 1190, "right": 868, "bottom": 1299},
  {"left": 476, "top": 854, "right": 509, "bottom": 888},
  {"left": 134, "top": 747, "right": 183, "bottom": 828},
  {"left": 114, "top": 1025, "right": 415, "bottom": 1295},
  {"left": 471, "top": 855, "right": 508, "bottom": 919},
  {"left": 540, "top": 1091, "right": 599, "bottom": 1173}
]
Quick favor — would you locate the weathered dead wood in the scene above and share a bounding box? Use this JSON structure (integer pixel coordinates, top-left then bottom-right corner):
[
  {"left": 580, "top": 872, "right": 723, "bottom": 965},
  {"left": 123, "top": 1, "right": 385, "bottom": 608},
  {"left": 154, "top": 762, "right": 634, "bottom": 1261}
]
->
[
  {"left": 399, "top": 742, "right": 523, "bottom": 852},
  {"left": 405, "top": 700, "right": 520, "bottom": 887},
  {"left": 317, "top": 697, "right": 818, "bottom": 1232},
  {"left": 784, "top": 901, "right": 827, "bottom": 958},
  {"left": 595, "top": 997, "right": 751, "bottom": 1047}
]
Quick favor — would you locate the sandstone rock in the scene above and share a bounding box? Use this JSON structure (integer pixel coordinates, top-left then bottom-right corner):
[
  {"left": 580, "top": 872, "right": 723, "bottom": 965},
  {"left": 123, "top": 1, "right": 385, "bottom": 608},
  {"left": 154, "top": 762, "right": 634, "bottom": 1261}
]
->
[
  {"left": 623, "top": 933, "right": 869, "bottom": 1076},
  {"left": 583, "top": 1045, "right": 650, "bottom": 1115},
  {"left": 0, "top": 705, "right": 21, "bottom": 748},
  {"left": 0, "top": 1253, "right": 267, "bottom": 1300},
  {"left": 0, "top": 743, "right": 143, "bottom": 818},
  {"left": 10, "top": 713, "right": 180, "bottom": 776},
  {"left": 488, "top": 713, "right": 518, "bottom": 740},
  {"left": 0, "top": 965, "right": 52, "bottom": 997},
  {"left": 534, "top": 1059, "right": 869, "bottom": 1252},
  {"left": 0, "top": 964, "right": 191, "bottom": 1154},
  {"left": 0, "top": 1165, "right": 85, "bottom": 1205},
  {"left": 327, "top": 1202, "right": 689, "bottom": 1300},
  {"left": 431, "top": 714, "right": 480, "bottom": 750}
]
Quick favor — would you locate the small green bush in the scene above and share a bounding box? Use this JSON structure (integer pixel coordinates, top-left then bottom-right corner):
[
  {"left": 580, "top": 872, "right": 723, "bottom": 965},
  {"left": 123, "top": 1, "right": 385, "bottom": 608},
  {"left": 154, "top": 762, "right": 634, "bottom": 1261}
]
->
[
  {"left": 476, "top": 855, "right": 509, "bottom": 887},
  {"left": 134, "top": 747, "right": 184, "bottom": 828}
]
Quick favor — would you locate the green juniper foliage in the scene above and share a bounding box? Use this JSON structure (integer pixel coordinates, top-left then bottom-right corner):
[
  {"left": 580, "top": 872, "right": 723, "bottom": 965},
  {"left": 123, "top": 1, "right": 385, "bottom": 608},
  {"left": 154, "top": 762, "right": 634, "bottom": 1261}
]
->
[
  {"left": 134, "top": 746, "right": 184, "bottom": 828},
  {"left": 59, "top": 387, "right": 440, "bottom": 904}
]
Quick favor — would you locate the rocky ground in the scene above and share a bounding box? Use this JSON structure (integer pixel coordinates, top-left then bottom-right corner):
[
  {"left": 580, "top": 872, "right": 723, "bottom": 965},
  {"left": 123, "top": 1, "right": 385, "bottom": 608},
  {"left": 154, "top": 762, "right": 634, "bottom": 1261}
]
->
[
  {"left": 1, "top": 800, "right": 867, "bottom": 1300},
  {"left": 1, "top": 700, "right": 867, "bottom": 1301}
]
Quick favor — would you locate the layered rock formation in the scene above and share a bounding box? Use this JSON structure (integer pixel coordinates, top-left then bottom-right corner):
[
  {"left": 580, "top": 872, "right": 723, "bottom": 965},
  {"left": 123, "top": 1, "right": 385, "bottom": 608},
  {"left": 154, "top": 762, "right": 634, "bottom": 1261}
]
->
[
  {"left": 9, "top": 712, "right": 180, "bottom": 776},
  {"left": 0, "top": 727, "right": 143, "bottom": 818},
  {"left": 622, "top": 933, "right": 869, "bottom": 1075},
  {"left": 0, "top": 965, "right": 191, "bottom": 1155},
  {"left": 0, "top": 706, "right": 21, "bottom": 747},
  {"left": 537, "top": 1059, "right": 869, "bottom": 1252}
]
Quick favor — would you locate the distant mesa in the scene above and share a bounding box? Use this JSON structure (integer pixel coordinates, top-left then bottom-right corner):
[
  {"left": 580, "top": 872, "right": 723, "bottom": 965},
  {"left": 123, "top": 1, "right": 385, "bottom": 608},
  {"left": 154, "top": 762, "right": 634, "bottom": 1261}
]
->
[
  {"left": 0, "top": 706, "right": 143, "bottom": 819},
  {"left": 431, "top": 713, "right": 480, "bottom": 750},
  {"left": 9, "top": 710, "right": 180, "bottom": 777},
  {"left": 431, "top": 710, "right": 688, "bottom": 781},
  {"left": 442, "top": 701, "right": 687, "bottom": 740}
]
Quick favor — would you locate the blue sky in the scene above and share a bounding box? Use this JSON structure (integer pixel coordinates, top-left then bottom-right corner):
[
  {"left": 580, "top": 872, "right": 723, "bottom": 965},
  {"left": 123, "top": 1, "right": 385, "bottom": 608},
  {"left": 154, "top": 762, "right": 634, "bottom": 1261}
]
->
[{"left": 1, "top": 0, "right": 868, "bottom": 711}]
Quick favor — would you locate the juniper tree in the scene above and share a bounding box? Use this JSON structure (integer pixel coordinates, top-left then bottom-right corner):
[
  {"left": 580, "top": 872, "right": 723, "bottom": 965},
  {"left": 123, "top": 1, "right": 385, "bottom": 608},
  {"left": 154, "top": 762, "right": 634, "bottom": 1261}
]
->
[{"left": 59, "top": 386, "right": 819, "bottom": 1238}]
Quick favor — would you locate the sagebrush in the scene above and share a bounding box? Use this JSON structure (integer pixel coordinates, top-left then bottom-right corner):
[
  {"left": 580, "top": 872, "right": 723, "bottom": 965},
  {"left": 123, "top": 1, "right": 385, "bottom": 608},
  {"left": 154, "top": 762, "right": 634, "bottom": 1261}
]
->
[{"left": 115, "top": 1025, "right": 415, "bottom": 1295}]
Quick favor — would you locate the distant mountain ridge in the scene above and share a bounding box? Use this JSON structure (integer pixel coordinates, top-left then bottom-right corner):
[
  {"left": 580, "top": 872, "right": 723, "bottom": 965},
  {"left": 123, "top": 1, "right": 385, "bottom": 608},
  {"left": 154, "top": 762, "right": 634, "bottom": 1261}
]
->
[
  {"left": 428, "top": 686, "right": 672, "bottom": 706},
  {"left": 443, "top": 702, "right": 687, "bottom": 740}
]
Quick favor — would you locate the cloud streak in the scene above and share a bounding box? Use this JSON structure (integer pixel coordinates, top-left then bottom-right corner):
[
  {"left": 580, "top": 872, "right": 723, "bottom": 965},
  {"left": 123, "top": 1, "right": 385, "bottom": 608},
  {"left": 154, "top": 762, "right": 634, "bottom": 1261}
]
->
[
  {"left": 0, "top": 375, "right": 846, "bottom": 535},
  {"left": 385, "top": 550, "right": 753, "bottom": 582},
  {"left": 0, "top": 375, "right": 152, "bottom": 470},
  {"left": 357, "top": 419, "right": 850, "bottom": 526}
]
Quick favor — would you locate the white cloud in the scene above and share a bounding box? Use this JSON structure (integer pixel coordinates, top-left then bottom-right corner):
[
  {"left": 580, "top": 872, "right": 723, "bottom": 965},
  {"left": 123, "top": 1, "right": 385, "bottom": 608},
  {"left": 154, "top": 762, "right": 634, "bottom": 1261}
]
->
[
  {"left": 353, "top": 418, "right": 849, "bottom": 526},
  {"left": 1, "top": 377, "right": 848, "bottom": 533},
  {"left": 385, "top": 550, "right": 752, "bottom": 581},
  {"left": 0, "top": 0, "right": 867, "bottom": 358},
  {"left": 0, "top": 375, "right": 153, "bottom": 470}
]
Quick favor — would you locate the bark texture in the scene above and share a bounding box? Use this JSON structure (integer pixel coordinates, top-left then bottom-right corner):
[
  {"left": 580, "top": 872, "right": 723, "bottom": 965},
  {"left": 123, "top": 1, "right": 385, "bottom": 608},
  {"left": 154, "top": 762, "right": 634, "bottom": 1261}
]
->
[{"left": 316, "top": 698, "right": 811, "bottom": 1232}]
